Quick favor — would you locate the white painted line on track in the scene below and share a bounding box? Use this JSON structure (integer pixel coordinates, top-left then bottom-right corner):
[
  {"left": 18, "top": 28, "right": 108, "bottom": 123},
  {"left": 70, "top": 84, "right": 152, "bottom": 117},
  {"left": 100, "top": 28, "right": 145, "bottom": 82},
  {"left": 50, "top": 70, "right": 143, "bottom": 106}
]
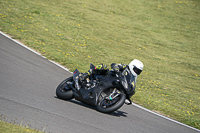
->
[
  {"left": 0, "top": 31, "right": 199, "bottom": 132},
  {"left": 49, "top": 60, "right": 72, "bottom": 74},
  {"left": 0, "top": 31, "right": 42, "bottom": 56}
]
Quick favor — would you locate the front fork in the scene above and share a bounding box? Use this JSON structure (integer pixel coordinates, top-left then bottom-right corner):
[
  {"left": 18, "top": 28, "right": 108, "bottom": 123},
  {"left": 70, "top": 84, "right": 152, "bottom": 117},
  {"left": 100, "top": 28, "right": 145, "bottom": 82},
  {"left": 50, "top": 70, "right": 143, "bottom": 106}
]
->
[{"left": 106, "top": 88, "right": 121, "bottom": 100}]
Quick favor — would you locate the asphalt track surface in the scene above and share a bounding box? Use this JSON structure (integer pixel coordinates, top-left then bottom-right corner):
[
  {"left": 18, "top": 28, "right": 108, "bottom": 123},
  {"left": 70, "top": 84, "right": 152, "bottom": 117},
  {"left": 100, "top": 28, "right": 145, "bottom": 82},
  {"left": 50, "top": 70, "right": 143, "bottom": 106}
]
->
[{"left": 0, "top": 32, "right": 199, "bottom": 133}]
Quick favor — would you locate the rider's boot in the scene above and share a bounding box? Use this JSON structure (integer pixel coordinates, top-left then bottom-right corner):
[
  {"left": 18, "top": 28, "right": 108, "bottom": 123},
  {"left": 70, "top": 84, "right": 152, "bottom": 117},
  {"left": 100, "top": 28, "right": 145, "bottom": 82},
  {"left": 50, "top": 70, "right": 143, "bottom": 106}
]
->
[
  {"left": 74, "top": 72, "right": 90, "bottom": 91},
  {"left": 74, "top": 68, "right": 95, "bottom": 91},
  {"left": 79, "top": 73, "right": 90, "bottom": 81}
]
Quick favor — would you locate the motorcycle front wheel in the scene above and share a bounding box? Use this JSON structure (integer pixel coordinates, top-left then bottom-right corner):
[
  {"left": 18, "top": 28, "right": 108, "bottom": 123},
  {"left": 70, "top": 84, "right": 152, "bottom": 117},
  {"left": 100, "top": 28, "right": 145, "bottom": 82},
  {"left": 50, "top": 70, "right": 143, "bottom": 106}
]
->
[
  {"left": 97, "top": 88, "right": 126, "bottom": 113},
  {"left": 56, "top": 76, "right": 74, "bottom": 100}
]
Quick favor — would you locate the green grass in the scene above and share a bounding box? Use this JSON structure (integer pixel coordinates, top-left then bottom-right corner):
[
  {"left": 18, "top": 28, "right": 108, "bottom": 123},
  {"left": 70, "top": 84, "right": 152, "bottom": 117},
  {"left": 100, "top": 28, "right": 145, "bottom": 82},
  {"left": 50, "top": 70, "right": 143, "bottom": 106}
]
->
[
  {"left": 0, "top": 120, "right": 43, "bottom": 133},
  {"left": 0, "top": 0, "right": 199, "bottom": 130}
]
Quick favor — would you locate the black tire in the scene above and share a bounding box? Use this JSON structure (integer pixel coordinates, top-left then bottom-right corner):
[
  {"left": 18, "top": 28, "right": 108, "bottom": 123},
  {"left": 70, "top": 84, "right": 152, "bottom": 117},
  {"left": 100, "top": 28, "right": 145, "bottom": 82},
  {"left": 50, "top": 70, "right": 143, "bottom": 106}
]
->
[
  {"left": 97, "top": 88, "right": 126, "bottom": 113},
  {"left": 56, "top": 76, "right": 74, "bottom": 100}
]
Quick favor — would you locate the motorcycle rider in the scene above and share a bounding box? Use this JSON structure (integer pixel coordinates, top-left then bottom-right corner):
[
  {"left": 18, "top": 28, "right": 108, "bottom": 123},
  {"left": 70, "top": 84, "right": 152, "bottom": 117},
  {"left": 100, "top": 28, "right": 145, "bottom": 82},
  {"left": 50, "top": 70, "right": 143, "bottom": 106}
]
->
[{"left": 77, "top": 59, "right": 144, "bottom": 95}]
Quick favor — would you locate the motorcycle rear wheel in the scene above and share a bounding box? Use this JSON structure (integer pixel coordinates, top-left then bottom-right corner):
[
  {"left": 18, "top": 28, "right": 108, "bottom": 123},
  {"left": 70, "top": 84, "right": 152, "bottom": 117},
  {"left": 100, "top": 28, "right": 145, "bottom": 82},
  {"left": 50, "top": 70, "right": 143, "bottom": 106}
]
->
[
  {"left": 56, "top": 76, "right": 74, "bottom": 100},
  {"left": 97, "top": 88, "right": 126, "bottom": 113}
]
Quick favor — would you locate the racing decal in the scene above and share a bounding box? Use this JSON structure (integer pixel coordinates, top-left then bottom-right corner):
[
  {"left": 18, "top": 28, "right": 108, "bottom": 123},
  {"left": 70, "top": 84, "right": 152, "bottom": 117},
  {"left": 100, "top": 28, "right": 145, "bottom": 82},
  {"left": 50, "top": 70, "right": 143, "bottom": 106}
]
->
[{"left": 131, "top": 81, "right": 135, "bottom": 87}]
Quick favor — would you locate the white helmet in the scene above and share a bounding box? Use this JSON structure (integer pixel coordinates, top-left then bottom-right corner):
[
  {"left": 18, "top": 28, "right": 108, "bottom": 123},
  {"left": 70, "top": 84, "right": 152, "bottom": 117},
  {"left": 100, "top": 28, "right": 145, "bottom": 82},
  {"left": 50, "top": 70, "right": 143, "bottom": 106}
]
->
[{"left": 129, "top": 59, "right": 144, "bottom": 77}]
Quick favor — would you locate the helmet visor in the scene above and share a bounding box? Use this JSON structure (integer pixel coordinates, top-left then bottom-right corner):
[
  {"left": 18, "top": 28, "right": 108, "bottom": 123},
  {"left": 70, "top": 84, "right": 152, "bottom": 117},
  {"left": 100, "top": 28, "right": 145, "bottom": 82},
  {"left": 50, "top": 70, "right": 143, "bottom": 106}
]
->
[{"left": 133, "top": 66, "right": 142, "bottom": 75}]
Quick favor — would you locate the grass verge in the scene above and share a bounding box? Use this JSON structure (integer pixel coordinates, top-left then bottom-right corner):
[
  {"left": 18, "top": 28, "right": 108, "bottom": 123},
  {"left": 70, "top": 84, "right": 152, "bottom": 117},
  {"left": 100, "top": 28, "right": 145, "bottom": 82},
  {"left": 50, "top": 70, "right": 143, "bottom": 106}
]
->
[
  {"left": 0, "top": 0, "right": 199, "bottom": 130},
  {"left": 0, "top": 120, "right": 43, "bottom": 133}
]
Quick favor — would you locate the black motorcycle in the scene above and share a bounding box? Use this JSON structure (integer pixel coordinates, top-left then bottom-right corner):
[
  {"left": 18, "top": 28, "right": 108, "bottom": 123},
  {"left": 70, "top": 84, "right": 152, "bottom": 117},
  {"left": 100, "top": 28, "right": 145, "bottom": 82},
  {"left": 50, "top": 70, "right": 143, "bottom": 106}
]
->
[{"left": 56, "top": 63, "right": 135, "bottom": 113}]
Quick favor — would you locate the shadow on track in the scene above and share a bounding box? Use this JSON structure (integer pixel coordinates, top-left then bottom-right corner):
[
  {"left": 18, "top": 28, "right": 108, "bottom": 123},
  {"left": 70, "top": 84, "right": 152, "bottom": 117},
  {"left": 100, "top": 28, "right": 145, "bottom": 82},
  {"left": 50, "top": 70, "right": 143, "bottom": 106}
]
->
[{"left": 55, "top": 97, "right": 128, "bottom": 117}]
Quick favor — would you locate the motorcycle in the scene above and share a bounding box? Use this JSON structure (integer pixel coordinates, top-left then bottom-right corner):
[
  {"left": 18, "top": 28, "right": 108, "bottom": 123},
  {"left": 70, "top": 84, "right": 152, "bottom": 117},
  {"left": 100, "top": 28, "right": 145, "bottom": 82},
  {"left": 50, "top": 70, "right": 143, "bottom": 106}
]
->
[{"left": 56, "top": 63, "right": 134, "bottom": 113}]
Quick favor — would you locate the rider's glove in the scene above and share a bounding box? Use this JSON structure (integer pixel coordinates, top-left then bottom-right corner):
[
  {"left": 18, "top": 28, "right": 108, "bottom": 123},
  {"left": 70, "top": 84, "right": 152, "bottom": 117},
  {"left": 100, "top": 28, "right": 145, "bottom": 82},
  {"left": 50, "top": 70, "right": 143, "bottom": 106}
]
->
[
  {"left": 111, "top": 63, "right": 116, "bottom": 69},
  {"left": 118, "top": 63, "right": 127, "bottom": 71},
  {"left": 111, "top": 63, "right": 119, "bottom": 72}
]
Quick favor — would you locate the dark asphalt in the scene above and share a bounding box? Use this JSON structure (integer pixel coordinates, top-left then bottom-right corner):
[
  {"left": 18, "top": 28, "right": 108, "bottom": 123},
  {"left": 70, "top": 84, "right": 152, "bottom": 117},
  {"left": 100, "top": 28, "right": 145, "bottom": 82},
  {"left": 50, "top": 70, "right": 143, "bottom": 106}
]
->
[{"left": 0, "top": 33, "right": 199, "bottom": 133}]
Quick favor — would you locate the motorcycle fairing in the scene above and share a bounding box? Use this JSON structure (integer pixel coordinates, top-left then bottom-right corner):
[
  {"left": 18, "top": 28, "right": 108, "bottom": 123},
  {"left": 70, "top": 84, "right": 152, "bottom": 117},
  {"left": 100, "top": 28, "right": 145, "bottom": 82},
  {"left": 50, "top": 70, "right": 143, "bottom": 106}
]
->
[
  {"left": 71, "top": 64, "right": 135, "bottom": 107},
  {"left": 73, "top": 71, "right": 123, "bottom": 106}
]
